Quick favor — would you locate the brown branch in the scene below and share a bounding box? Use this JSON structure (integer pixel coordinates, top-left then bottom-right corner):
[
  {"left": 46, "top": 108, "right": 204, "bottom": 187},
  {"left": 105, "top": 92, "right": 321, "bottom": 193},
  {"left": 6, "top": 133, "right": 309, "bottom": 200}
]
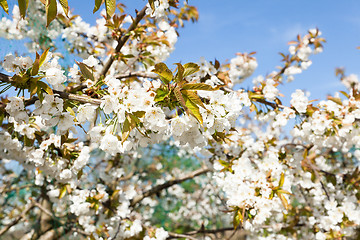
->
[
  {"left": 130, "top": 167, "right": 211, "bottom": 207},
  {"left": 30, "top": 198, "right": 54, "bottom": 218},
  {"left": 167, "top": 227, "right": 235, "bottom": 239},
  {"left": 52, "top": 89, "right": 102, "bottom": 105},
  {"left": 254, "top": 98, "right": 285, "bottom": 109},
  {"left": 0, "top": 203, "right": 34, "bottom": 237},
  {"left": 100, "top": 6, "right": 148, "bottom": 77},
  {"left": 116, "top": 71, "right": 158, "bottom": 80},
  {"left": 185, "top": 227, "right": 235, "bottom": 235},
  {"left": 0, "top": 184, "right": 33, "bottom": 194},
  {"left": 0, "top": 72, "right": 103, "bottom": 106},
  {"left": 168, "top": 232, "right": 199, "bottom": 240}
]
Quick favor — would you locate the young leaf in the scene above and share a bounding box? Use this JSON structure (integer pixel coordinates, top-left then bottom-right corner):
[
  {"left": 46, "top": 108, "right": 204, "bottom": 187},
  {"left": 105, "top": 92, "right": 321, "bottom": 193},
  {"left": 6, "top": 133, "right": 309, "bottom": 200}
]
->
[
  {"left": 18, "top": 0, "right": 29, "bottom": 19},
  {"left": 174, "top": 86, "right": 187, "bottom": 113},
  {"left": 59, "top": 185, "right": 67, "bottom": 199},
  {"left": 93, "top": 0, "right": 103, "bottom": 14},
  {"left": 152, "top": 63, "right": 173, "bottom": 84},
  {"left": 37, "top": 81, "right": 53, "bottom": 95},
  {"left": 29, "top": 83, "right": 38, "bottom": 98},
  {"left": 46, "top": 0, "right": 57, "bottom": 27},
  {"left": 148, "top": 0, "right": 155, "bottom": 12},
  {"left": 174, "top": 63, "right": 184, "bottom": 82},
  {"left": 58, "top": 0, "right": 69, "bottom": 17},
  {"left": 0, "top": 0, "right": 9, "bottom": 14},
  {"left": 77, "top": 61, "right": 95, "bottom": 81},
  {"left": 182, "top": 83, "right": 215, "bottom": 91},
  {"left": 278, "top": 172, "right": 285, "bottom": 188},
  {"left": 105, "top": 0, "right": 116, "bottom": 18},
  {"left": 233, "top": 209, "right": 243, "bottom": 229},
  {"left": 39, "top": 48, "right": 50, "bottom": 68},
  {"left": 154, "top": 88, "right": 170, "bottom": 102},
  {"left": 66, "top": 106, "right": 76, "bottom": 117},
  {"left": 181, "top": 90, "right": 205, "bottom": 109},
  {"left": 122, "top": 114, "right": 136, "bottom": 142},
  {"left": 31, "top": 52, "right": 40, "bottom": 76},
  {"left": 184, "top": 95, "right": 203, "bottom": 125},
  {"left": 277, "top": 192, "right": 289, "bottom": 210},
  {"left": 183, "top": 62, "right": 200, "bottom": 77}
]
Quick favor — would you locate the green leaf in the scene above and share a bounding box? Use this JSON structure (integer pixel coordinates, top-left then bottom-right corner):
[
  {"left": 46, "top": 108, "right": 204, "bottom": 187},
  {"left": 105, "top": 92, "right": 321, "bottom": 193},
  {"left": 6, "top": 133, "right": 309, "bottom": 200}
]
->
[
  {"left": 184, "top": 95, "right": 203, "bottom": 125},
  {"left": 122, "top": 113, "right": 136, "bottom": 142},
  {"left": 58, "top": 0, "right": 69, "bottom": 17},
  {"left": 277, "top": 189, "right": 292, "bottom": 195},
  {"left": 183, "top": 62, "right": 200, "bottom": 77},
  {"left": 37, "top": 81, "right": 53, "bottom": 95},
  {"left": 133, "top": 111, "right": 145, "bottom": 118},
  {"left": 29, "top": 83, "right": 38, "bottom": 98},
  {"left": 0, "top": 0, "right": 9, "bottom": 14},
  {"left": 77, "top": 61, "right": 95, "bottom": 81},
  {"left": 148, "top": 0, "right": 155, "bottom": 12},
  {"left": 154, "top": 88, "right": 169, "bottom": 102},
  {"left": 182, "top": 83, "right": 215, "bottom": 91},
  {"left": 31, "top": 52, "right": 40, "bottom": 76},
  {"left": 174, "top": 63, "right": 184, "bottom": 82},
  {"left": 66, "top": 106, "right": 76, "bottom": 117},
  {"left": 181, "top": 90, "right": 205, "bottom": 109},
  {"left": 276, "top": 192, "right": 289, "bottom": 210},
  {"left": 174, "top": 86, "right": 187, "bottom": 113},
  {"left": 59, "top": 185, "right": 67, "bottom": 199},
  {"left": 0, "top": 113, "right": 4, "bottom": 126},
  {"left": 46, "top": 0, "right": 57, "bottom": 27},
  {"left": 93, "top": 0, "right": 103, "bottom": 13},
  {"left": 18, "top": 0, "right": 28, "bottom": 19},
  {"left": 105, "top": 0, "right": 116, "bottom": 18},
  {"left": 39, "top": 48, "right": 50, "bottom": 68},
  {"left": 152, "top": 63, "right": 173, "bottom": 84},
  {"left": 278, "top": 172, "right": 285, "bottom": 188},
  {"left": 233, "top": 209, "right": 243, "bottom": 229}
]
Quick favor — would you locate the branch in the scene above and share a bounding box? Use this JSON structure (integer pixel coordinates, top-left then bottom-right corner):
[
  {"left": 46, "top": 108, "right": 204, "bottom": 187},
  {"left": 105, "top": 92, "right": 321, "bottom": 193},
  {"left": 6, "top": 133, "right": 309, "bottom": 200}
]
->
[
  {"left": 167, "top": 227, "right": 236, "bottom": 239},
  {"left": 52, "top": 89, "right": 102, "bottom": 105},
  {"left": 185, "top": 227, "right": 235, "bottom": 235},
  {"left": 0, "top": 203, "right": 34, "bottom": 237},
  {"left": 130, "top": 167, "right": 211, "bottom": 207},
  {"left": 167, "top": 232, "right": 199, "bottom": 240},
  {"left": 0, "top": 72, "right": 103, "bottom": 106},
  {"left": 253, "top": 98, "right": 285, "bottom": 109},
  {"left": 100, "top": 6, "right": 148, "bottom": 77},
  {"left": 116, "top": 71, "right": 158, "bottom": 80},
  {"left": 30, "top": 198, "right": 54, "bottom": 218}
]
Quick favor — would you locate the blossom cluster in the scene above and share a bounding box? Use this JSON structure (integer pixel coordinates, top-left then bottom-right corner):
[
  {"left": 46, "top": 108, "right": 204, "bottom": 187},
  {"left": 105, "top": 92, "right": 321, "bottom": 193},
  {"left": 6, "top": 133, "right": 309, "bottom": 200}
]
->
[{"left": 0, "top": 1, "right": 359, "bottom": 240}]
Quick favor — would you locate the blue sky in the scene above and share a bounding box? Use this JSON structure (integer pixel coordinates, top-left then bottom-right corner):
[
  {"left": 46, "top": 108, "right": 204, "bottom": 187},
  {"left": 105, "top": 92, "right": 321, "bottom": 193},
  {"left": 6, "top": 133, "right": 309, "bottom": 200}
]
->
[{"left": 2, "top": 1, "right": 360, "bottom": 104}]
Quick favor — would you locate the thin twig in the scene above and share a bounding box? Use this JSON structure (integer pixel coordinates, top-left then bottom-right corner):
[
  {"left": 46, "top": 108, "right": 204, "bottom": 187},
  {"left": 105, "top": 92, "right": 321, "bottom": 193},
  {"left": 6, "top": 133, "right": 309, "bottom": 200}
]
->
[
  {"left": 0, "top": 203, "right": 34, "bottom": 237},
  {"left": 130, "top": 167, "right": 211, "bottom": 207},
  {"left": 167, "top": 227, "right": 235, "bottom": 239},
  {"left": 30, "top": 198, "right": 54, "bottom": 218},
  {"left": 100, "top": 6, "right": 148, "bottom": 77}
]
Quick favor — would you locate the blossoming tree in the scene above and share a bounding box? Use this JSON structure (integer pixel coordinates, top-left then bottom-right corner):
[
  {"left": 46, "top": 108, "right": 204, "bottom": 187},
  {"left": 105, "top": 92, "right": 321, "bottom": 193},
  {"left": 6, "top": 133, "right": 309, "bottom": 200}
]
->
[{"left": 0, "top": 0, "right": 359, "bottom": 239}]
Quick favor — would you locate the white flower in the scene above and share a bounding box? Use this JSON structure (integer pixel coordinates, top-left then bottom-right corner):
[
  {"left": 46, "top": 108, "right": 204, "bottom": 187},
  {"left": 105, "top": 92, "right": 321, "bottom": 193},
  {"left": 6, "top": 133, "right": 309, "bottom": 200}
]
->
[
  {"left": 59, "top": 169, "right": 72, "bottom": 180},
  {"left": 263, "top": 79, "right": 279, "bottom": 101},
  {"left": 46, "top": 67, "right": 66, "bottom": 86},
  {"left": 77, "top": 104, "right": 97, "bottom": 124},
  {"left": 100, "top": 133, "right": 119, "bottom": 155},
  {"left": 155, "top": 227, "right": 169, "bottom": 240},
  {"left": 83, "top": 55, "right": 99, "bottom": 67},
  {"left": 290, "top": 89, "right": 308, "bottom": 113},
  {"left": 171, "top": 116, "right": 190, "bottom": 136},
  {"left": 72, "top": 147, "right": 90, "bottom": 171}
]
